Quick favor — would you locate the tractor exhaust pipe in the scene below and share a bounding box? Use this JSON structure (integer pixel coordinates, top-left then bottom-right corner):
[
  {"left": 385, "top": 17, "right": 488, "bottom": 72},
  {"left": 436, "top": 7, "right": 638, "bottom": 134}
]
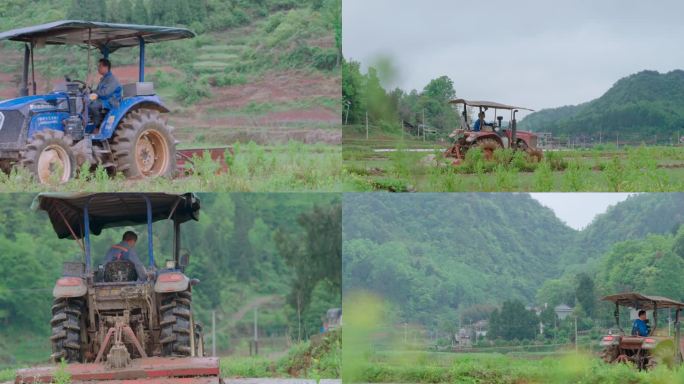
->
[
  {"left": 20, "top": 44, "right": 29, "bottom": 97},
  {"left": 511, "top": 109, "right": 518, "bottom": 149}
]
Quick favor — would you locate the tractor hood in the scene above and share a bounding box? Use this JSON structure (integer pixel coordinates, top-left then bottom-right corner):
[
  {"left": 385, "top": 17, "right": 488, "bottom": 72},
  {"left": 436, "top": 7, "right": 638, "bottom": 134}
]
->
[
  {"left": 0, "top": 94, "right": 58, "bottom": 110},
  {"left": 0, "top": 20, "right": 195, "bottom": 53},
  {"left": 33, "top": 193, "right": 200, "bottom": 239}
]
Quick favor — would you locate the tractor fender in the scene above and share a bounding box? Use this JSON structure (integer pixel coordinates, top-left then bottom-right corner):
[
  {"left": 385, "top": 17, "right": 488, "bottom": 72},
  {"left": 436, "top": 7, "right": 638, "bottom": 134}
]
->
[
  {"left": 92, "top": 95, "right": 169, "bottom": 141},
  {"left": 154, "top": 271, "right": 190, "bottom": 293},
  {"left": 52, "top": 277, "right": 87, "bottom": 298}
]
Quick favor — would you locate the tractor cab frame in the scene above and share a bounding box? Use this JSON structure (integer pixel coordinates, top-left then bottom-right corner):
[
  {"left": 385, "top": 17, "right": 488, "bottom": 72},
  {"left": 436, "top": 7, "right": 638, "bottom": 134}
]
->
[{"left": 600, "top": 292, "right": 684, "bottom": 370}]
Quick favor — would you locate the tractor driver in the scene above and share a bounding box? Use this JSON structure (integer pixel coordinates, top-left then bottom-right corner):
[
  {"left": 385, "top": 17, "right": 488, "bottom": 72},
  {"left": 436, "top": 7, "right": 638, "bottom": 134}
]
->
[
  {"left": 104, "top": 231, "right": 148, "bottom": 281},
  {"left": 88, "top": 58, "right": 122, "bottom": 128},
  {"left": 472, "top": 112, "right": 494, "bottom": 132},
  {"left": 631, "top": 310, "right": 650, "bottom": 337}
]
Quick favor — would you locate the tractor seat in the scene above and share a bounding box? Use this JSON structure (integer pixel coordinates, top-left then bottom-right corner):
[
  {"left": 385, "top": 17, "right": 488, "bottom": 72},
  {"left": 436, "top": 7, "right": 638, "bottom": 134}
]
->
[
  {"left": 619, "top": 336, "right": 646, "bottom": 350},
  {"left": 123, "top": 82, "right": 155, "bottom": 98},
  {"left": 103, "top": 260, "right": 138, "bottom": 282}
]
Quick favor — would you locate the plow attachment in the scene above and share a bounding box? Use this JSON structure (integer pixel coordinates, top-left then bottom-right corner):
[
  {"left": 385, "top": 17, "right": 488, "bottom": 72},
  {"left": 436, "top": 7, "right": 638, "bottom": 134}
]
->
[
  {"left": 15, "top": 357, "right": 223, "bottom": 384},
  {"left": 176, "top": 147, "right": 232, "bottom": 176}
]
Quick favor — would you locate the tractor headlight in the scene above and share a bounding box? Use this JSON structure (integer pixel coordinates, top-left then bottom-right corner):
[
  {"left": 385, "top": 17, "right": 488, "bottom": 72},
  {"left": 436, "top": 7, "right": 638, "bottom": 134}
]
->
[{"left": 0, "top": 111, "right": 4, "bottom": 131}]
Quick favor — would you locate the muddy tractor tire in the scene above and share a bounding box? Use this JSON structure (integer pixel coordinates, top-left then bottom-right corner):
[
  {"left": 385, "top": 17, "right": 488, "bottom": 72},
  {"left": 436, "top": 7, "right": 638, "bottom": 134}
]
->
[
  {"left": 160, "top": 291, "right": 193, "bottom": 357},
  {"left": 600, "top": 345, "right": 619, "bottom": 363},
  {"left": 50, "top": 297, "right": 84, "bottom": 363},
  {"left": 20, "top": 129, "right": 76, "bottom": 185},
  {"left": 111, "top": 108, "right": 177, "bottom": 179},
  {"left": 646, "top": 340, "right": 676, "bottom": 370},
  {"left": 475, "top": 138, "right": 502, "bottom": 161},
  {"left": 527, "top": 148, "right": 544, "bottom": 163}
]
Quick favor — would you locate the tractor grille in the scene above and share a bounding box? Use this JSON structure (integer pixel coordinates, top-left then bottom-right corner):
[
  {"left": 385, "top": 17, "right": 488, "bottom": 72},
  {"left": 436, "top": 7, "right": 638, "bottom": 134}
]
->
[{"left": 0, "top": 110, "right": 25, "bottom": 144}]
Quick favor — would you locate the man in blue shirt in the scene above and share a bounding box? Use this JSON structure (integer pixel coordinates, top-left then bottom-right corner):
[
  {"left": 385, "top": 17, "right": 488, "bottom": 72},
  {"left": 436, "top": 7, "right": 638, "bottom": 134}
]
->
[
  {"left": 104, "top": 231, "right": 147, "bottom": 281},
  {"left": 472, "top": 112, "right": 493, "bottom": 132},
  {"left": 631, "top": 310, "right": 650, "bottom": 337},
  {"left": 88, "top": 58, "right": 122, "bottom": 128}
]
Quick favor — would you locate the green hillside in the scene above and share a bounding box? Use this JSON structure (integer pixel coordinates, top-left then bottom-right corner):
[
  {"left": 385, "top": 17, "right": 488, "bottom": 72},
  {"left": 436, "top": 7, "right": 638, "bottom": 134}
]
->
[
  {"left": 343, "top": 193, "right": 684, "bottom": 328},
  {"left": 520, "top": 70, "right": 684, "bottom": 141},
  {"left": 0, "top": 193, "right": 341, "bottom": 367},
  {"left": 343, "top": 193, "right": 578, "bottom": 326}
]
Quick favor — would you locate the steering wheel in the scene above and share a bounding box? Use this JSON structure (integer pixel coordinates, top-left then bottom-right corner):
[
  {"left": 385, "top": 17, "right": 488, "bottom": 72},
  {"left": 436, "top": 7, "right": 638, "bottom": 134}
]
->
[{"left": 64, "top": 76, "right": 90, "bottom": 93}]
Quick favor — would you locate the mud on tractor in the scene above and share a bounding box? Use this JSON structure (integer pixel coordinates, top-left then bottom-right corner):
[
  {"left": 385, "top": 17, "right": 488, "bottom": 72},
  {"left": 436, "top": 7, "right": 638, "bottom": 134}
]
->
[
  {"left": 444, "top": 99, "right": 543, "bottom": 163},
  {"left": 599, "top": 292, "right": 684, "bottom": 370},
  {"left": 15, "top": 193, "right": 223, "bottom": 384},
  {"left": 0, "top": 21, "right": 229, "bottom": 184}
]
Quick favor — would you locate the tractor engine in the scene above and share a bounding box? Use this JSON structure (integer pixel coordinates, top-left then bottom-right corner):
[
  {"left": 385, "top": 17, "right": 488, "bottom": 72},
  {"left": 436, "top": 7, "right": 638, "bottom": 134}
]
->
[{"left": 63, "top": 83, "right": 85, "bottom": 141}]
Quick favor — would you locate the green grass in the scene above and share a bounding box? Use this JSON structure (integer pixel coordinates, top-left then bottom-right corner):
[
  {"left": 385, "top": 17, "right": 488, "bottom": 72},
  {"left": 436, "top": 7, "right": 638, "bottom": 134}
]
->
[
  {"left": 0, "top": 142, "right": 341, "bottom": 192},
  {"left": 0, "top": 368, "right": 14, "bottom": 382},
  {"left": 348, "top": 350, "right": 684, "bottom": 383},
  {"left": 221, "top": 329, "right": 341, "bottom": 379},
  {"left": 343, "top": 129, "right": 684, "bottom": 192}
]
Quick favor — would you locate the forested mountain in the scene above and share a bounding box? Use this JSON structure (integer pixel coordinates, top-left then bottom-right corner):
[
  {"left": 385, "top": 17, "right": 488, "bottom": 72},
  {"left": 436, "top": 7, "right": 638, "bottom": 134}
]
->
[
  {"left": 343, "top": 193, "right": 578, "bottom": 326},
  {"left": 343, "top": 193, "right": 684, "bottom": 327},
  {"left": 520, "top": 70, "right": 684, "bottom": 140},
  {"left": 578, "top": 193, "right": 684, "bottom": 262},
  {"left": 0, "top": 193, "right": 341, "bottom": 365}
]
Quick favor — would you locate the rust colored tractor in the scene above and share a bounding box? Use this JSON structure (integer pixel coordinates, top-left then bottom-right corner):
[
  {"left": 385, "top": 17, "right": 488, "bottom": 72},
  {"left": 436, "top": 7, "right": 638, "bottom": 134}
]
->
[
  {"left": 444, "top": 99, "right": 543, "bottom": 163},
  {"left": 599, "top": 292, "right": 684, "bottom": 371}
]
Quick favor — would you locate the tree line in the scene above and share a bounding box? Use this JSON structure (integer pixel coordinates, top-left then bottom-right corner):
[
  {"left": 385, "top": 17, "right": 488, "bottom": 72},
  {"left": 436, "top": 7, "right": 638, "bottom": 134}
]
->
[{"left": 343, "top": 59, "right": 460, "bottom": 136}]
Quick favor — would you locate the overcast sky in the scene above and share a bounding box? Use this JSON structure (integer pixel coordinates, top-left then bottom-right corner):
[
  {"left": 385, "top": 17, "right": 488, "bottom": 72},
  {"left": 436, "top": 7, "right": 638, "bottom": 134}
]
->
[
  {"left": 343, "top": 0, "right": 684, "bottom": 115},
  {"left": 530, "top": 193, "right": 633, "bottom": 230}
]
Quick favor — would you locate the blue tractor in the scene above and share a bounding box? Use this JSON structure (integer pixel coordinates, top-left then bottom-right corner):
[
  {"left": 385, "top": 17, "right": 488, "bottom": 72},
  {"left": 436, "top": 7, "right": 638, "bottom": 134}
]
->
[{"left": 0, "top": 21, "right": 195, "bottom": 184}]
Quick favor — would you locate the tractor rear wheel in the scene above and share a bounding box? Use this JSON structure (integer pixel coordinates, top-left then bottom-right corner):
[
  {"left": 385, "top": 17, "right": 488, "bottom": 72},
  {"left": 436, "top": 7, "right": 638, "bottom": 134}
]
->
[
  {"left": 600, "top": 345, "right": 619, "bottom": 363},
  {"left": 50, "top": 297, "right": 84, "bottom": 363},
  {"left": 160, "top": 291, "right": 193, "bottom": 357},
  {"left": 110, "top": 109, "right": 177, "bottom": 179},
  {"left": 20, "top": 129, "right": 76, "bottom": 185},
  {"left": 475, "top": 138, "right": 501, "bottom": 161}
]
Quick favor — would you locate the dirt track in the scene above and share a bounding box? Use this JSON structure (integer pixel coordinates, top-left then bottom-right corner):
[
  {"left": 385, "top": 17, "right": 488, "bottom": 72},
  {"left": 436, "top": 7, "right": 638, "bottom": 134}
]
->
[
  {"left": 225, "top": 380, "right": 340, "bottom": 384},
  {"left": 2, "top": 378, "right": 341, "bottom": 384}
]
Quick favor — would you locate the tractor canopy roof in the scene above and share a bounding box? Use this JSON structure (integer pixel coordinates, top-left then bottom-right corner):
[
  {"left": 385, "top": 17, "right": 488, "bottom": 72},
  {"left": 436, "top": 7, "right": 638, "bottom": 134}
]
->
[
  {"left": 0, "top": 20, "right": 195, "bottom": 53},
  {"left": 33, "top": 193, "right": 200, "bottom": 239},
  {"left": 449, "top": 99, "right": 534, "bottom": 112},
  {"left": 602, "top": 292, "right": 684, "bottom": 310}
]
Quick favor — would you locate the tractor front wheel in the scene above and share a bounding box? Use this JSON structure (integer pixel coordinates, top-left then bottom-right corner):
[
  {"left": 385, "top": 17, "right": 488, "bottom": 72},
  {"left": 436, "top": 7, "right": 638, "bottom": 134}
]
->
[
  {"left": 475, "top": 138, "right": 501, "bottom": 161},
  {"left": 50, "top": 297, "right": 84, "bottom": 363},
  {"left": 111, "top": 109, "right": 177, "bottom": 179},
  {"left": 160, "top": 291, "right": 193, "bottom": 357},
  {"left": 20, "top": 130, "right": 76, "bottom": 185}
]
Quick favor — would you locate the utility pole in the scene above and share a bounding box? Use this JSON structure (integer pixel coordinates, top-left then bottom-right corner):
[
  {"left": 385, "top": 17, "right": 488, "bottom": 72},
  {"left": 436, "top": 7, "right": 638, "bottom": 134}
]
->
[
  {"left": 365, "top": 110, "right": 369, "bottom": 140},
  {"left": 253, "top": 307, "right": 259, "bottom": 356},
  {"left": 574, "top": 317, "right": 578, "bottom": 353},
  {"left": 404, "top": 323, "right": 407, "bottom": 344},
  {"left": 211, "top": 310, "right": 216, "bottom": 357},
  {"left": 422, "top": 109, "right": 426, "bottom": 142}
]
